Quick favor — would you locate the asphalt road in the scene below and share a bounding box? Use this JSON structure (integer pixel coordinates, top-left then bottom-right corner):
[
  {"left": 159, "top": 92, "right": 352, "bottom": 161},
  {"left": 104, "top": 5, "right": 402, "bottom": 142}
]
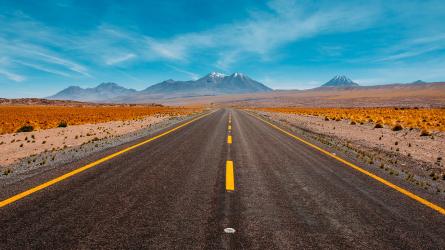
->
[{"left": 1, "top": 109, "right": 444, "bottom": 249}]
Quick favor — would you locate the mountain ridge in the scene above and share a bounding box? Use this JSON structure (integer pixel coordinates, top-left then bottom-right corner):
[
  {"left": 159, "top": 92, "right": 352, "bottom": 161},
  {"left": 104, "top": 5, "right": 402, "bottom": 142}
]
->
[
  {"left": 49, "top": 72, "right": 272, "bottom": 102},
  {"left": 48, "top": 82, "right": 137, "bottom": 102}
]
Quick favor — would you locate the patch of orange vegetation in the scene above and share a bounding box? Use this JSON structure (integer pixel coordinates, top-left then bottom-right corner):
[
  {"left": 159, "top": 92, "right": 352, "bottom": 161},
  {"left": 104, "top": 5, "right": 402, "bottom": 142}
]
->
[
  {"left": 0, "top": 105, "right": 202, "bottom": 135},
  {"left": 254, "top": 107, "right": 445, "bottom": 132}
]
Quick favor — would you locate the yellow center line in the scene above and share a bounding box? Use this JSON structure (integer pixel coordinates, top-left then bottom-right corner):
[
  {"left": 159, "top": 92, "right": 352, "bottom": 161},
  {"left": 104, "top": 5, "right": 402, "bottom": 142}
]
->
[
  {"left": 228, "top": 125, "right": 232, "bottom": 130},
  {"left": 247, "top": 111, "right": 445, "bottom": 216},
  {"left": 226, "top": 160, "right": 235, "bottom": 191},
  {"left": 0, "top": 111, "right": 214, "bottom": 208},
  {"left": 227, "top": 135, "right": 232, "bottom": 144}
]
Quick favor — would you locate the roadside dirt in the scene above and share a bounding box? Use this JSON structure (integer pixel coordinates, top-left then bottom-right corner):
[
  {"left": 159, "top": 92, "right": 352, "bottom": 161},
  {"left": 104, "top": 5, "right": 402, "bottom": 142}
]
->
[{"left": 0, "top": 114, "right": 195, "bottom": 179}]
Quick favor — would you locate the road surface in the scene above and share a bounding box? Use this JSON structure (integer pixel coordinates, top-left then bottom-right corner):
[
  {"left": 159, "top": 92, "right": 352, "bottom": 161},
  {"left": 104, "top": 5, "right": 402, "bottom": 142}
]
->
[{"left": 1, "top": 109, "right": 444, "bottom": 249}]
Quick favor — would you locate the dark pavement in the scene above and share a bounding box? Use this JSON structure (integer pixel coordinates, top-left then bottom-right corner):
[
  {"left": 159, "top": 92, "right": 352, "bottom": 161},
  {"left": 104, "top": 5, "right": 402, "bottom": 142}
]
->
[{"left": 1, "top": 109, "right": 444, "bottom": 249}]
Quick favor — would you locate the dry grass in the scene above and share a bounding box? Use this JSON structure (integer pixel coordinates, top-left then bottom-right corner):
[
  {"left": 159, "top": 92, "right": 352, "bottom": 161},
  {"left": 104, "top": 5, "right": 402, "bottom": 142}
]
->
[
  {"left": 254, "top": 107, "right": 445, "bottom": 131},
  {"left": 0, "top": 105, "right": 202, "bottom": 135}
]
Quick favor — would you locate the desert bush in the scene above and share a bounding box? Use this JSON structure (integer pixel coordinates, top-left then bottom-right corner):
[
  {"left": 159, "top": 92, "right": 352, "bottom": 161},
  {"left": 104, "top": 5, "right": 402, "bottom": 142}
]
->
[
  {"left": 3, "top": 169, "right": 12, "bottom": 175},
  {"left": 374, "top": 123, "right": 383, "bottom": 128},
  {"left": 58, "top": 121, "right": 68, "bottom": 128},
  {"left": 392, "top": 124, "right": 403, "bottom": 131},
  {"left": 17, "top": 125, "right": 34, "bottom": 133},
  {"left": 420, "top": 129, "right": 430, "bottom": 136}
]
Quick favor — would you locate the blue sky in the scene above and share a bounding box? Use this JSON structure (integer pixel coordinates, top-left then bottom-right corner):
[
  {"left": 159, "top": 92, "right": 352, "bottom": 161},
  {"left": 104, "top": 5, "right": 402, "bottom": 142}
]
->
[{"left": 1, "top": 0, "right": 445, "bottom": 97}]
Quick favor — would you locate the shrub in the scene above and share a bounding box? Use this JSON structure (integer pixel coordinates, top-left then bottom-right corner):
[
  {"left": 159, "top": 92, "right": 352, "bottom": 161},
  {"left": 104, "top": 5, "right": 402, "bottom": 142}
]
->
[
  {"left": 392, "top": 124, "right": 403, "bottom": 131},
  {"left": 350, "top": 121, "right": 356, "bottom": 125},
  {"left": 58, "top": 121, "right": 68, "bottom": 128},
  {"left": 374, "top": 123, "right": 383, "bottom": 128},
  {"left": 420, "top": 129, "right": 430, "bottom": 136},
  {"left": 17, "top": 125, "right": 34, "bottom": 132}
]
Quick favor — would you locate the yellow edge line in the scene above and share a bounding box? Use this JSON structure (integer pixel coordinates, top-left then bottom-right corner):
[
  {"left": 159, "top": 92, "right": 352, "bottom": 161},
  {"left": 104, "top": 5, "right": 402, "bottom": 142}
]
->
[
  {"left": 227, "top": 135, "right": 232, "bottom": 144},
  {"left": 0, "top": 111, "right": 214, "bottom": 208},
  {"left": 248, "top": 111, "right": 445, "bottom": 216},
  {"left": 226, "top": 160, "right": 235, "bottom": 191}
]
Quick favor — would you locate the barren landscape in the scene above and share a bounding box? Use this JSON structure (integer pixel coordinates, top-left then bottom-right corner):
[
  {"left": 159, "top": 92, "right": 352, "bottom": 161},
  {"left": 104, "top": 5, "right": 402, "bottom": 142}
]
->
[
  {"left": 148, "top": 82, "right": 445, "bottom": 107},
  {"left": 2, "top": 1, "right": 445, "bottom": 248}
]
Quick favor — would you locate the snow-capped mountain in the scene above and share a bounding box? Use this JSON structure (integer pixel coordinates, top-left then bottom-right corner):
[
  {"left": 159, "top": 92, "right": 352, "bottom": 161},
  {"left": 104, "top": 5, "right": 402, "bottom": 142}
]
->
[
  {"left": 140, "top": 72, "right": 271, "bottom": 97},
  {"left": 49, "top": 72, "right": 272, "bottom": 102},
  {"left": 321, "top": 75, "right": 359, "bottom": 87}
]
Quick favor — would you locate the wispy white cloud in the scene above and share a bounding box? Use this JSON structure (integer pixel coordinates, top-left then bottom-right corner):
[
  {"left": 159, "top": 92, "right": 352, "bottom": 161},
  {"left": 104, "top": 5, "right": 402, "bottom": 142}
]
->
[
  {"left": 0, "top": 69, "right": 26, "bottom": 82},
  {"left": 165, "top": 64, "right": 199, "bottom": 80},
  {"left": 33, "top": 51, "right": 90, "bottom": 77},
  {"left": 105, "top": 53, "right": 136, "bottom": 65},
  {"left": 142, "top": 0, "right": 380, "bottom": 67},
  {"left": 0, "top": 13, "right": 91, "bottom": 79},
  {"left": 0, "top": 0, "right": 382, "bottom": 82},
  {"left": 375, "top": 33, "right": 445, "bottom": 62},
  {"left": 14, "top": 60, "right": 71, "bottom": 77}
]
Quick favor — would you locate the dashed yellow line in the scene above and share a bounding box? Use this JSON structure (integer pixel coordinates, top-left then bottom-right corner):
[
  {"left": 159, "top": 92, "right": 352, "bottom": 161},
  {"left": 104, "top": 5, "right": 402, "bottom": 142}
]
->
[
  {"left": 248, "top": 111, "right": 445, "bottom": 216},
  {"left": 226, "top": 160, "right": 235, "bottom": 191},
  {"left": 228, "top": 125, "right": 232, "bottom": 130},
  {"left": 0, "top": 111, "right": 213, "bottom": 208},
  {"left": 227, "top": 135, "right": 232, "bottom": 144}
]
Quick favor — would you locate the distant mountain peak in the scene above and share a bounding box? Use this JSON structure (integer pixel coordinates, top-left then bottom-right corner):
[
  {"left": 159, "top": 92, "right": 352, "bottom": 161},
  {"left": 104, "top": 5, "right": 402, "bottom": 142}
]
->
[
  {"left": 321, "top": 75, "right": 359, "bottom": 87},
  {"left": 207, "top": 72, "right": 226, "bottom": 78},
  {"left": 231, "top": 72, "right": 245, "bottom": 78},
  {"left": 142, "top": 72, "right": 272, "bottom": 97},
  {"left": 412, "top": 80, "right": 426, "bottom": 84}
]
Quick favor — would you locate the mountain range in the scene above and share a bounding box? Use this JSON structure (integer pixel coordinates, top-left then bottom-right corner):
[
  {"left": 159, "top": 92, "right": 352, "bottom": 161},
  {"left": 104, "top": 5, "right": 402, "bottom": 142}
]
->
[
  {"left": 49, "top": 83, "right": 137, "bottom": 102},
  {"left": 49, "top": 72, "right": 272, "bottom": 102},
  {"left": 49, "top": 73, "right": 436, "bottom": 103}
]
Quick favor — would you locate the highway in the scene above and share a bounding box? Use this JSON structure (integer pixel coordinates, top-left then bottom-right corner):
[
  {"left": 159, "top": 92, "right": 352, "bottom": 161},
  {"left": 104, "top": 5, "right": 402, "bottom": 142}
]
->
[{"left": 1, "top": 109, "right": 444, "bottom": 249}]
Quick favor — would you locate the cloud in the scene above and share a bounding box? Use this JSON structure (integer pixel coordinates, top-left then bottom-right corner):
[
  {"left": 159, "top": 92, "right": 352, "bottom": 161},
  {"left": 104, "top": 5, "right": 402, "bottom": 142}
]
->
[
  {"left": 0, "top": 69, "right": 26, "bottom": 82},
  {"left": 33, "top": 51, "right": 90, "bottom": 77},
  {"left": 165, "top": 64, "right": 199, "bottom": 80},
  {"left": 142, "top": 0, "right": 379, "bottom": 67},
  {"left": 377, "top": 34, "right": 445, "bottom": 62},
  {"left": 0, "top": 13, "right": 91, "bottom": 78},
  {"left": 0, "top": 0, "right": 381, "bottom": 82},
  {"left": 105, "top": 53, "right": 136, "bottom": 65},
  {"left": 15, "top": 60, "right": 71, "bottom": 77}
]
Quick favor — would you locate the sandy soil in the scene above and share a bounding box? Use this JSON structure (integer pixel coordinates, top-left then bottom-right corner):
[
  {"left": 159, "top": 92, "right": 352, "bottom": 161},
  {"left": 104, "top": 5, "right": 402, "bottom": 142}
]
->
[
  {"left": 256, "top": 111, "right": 444, "bottom": 164},
  {"left": 0, "top": 115, "right": 169, "bottom": 167}
]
